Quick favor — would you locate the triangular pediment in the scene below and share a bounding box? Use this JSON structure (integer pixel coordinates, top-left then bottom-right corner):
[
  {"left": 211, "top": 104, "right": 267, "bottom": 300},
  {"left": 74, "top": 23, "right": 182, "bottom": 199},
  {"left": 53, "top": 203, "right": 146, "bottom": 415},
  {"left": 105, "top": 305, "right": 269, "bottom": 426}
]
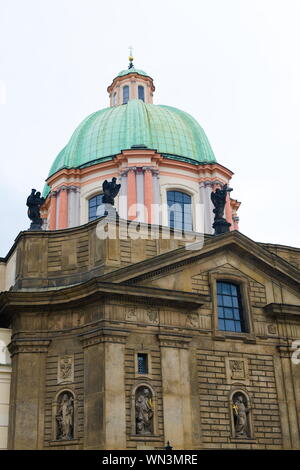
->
[{"left": 100, "top": 231, "right": 300, "bottom": 302}]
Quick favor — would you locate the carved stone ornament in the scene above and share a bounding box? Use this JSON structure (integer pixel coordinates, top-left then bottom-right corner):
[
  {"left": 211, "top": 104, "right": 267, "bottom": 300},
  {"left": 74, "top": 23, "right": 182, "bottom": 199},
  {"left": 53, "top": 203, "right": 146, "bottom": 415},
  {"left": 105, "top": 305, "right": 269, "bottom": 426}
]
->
[
  {"left": 135, "top": 387, "right": 154, "bottom": 435},
  {"left": 225, "top": 357, "right": 249, "bottom": 385},
  {"left": 267, "top": 324, "right": 277, "bottom": 335},
  {"left": 146, "top": 307, "right": 159, "bottom": 324},
  {"left": 125, "top": 307, "right": 137, "bottom": 322},
  {"left": 186, "top": 313, "right": 200, "bottom": 328},
  {"left": 56, "top": 391, "right": 74, "bottom": 440},
  {"left": 57, "top": 355, "right": 74, "bottom": 384}
]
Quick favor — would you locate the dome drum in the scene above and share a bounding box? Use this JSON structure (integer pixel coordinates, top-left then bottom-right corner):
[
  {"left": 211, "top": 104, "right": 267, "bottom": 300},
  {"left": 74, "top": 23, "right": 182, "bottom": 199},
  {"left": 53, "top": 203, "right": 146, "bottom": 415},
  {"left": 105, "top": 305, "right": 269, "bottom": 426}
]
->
[{"left": 42, "top": 66, "right": 241, "bottom": 234}]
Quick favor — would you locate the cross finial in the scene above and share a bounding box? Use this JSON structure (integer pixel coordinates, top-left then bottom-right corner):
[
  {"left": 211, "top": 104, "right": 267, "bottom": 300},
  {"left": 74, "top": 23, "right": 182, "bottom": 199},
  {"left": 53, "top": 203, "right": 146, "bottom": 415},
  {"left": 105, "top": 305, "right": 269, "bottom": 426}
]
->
[{"left": 128, "top": 46, "right": 134, "bottom": 69}]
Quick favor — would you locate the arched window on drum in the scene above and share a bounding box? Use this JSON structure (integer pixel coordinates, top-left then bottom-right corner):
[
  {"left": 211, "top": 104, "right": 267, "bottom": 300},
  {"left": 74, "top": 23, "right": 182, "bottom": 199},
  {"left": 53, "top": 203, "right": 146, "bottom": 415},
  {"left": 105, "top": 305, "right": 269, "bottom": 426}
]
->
[
  {"left": 88, "top": 194, "right": 103, "bottom": 221},
  {"left": 123, "top": 85, "right": 130, "bottom": 104},
  {"left": 167, "top": 190, "right": 193, "bottom": 231},
  {"left": 138, "top": 85, "right": 145, "bottom": 101}
]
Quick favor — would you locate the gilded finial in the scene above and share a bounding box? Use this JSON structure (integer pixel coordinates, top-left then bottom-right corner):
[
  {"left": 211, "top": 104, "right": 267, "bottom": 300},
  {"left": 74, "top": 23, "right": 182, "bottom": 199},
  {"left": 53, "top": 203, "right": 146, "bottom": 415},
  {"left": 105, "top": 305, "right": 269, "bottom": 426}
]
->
[{"left": 128, "top": 45, "right": 134, "bottom": 69}]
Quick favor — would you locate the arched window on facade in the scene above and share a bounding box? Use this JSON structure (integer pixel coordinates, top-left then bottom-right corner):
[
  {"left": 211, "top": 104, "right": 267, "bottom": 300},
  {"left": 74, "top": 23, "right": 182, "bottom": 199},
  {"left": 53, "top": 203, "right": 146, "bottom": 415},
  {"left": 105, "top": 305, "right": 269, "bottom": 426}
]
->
[
  {"left": 88, "top": 194, "right": 103, "bottom": 221},
  {"left": 167, "top": 190, "right": 193, "bottom": 231},
  {"left": 138, "top": 85, "right": 145, "bottom": 101},
  {"left": 123, "top": 85, "right": 129, "bottom": 104},
  {"left": 217, "top": 281, "right": 246, "bottom": 333}
]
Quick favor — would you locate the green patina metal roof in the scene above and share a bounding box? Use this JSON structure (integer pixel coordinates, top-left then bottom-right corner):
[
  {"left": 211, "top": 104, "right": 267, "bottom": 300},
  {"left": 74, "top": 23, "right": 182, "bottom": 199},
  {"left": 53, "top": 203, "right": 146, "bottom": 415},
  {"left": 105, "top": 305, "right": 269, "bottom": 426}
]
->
[
  {"left": 43, "top": 99, "right": 216, "bottom": 197},
  {"left": 117, "top": 67, "right": 149, "bottom": 78}
]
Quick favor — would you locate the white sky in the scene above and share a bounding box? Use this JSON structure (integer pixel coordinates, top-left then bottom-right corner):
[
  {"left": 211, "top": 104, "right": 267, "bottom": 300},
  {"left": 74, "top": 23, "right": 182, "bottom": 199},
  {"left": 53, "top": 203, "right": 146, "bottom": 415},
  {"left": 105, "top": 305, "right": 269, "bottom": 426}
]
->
[{"left": 0, "top": 0, "right": 299, "bottom": 256}]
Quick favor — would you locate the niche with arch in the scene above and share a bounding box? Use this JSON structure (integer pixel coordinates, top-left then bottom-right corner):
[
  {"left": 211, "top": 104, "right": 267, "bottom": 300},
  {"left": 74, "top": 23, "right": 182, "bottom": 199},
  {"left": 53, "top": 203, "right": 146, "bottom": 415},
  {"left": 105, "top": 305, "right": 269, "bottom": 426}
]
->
[
  {"left": 54, "top": 390, "right": 75, "bottom": 441},
  {"left": 132, "top": 384, "right": 156, "bottom": 436},
  {"left": 230, "top": 389, "right": 253, "bottom": 439}
]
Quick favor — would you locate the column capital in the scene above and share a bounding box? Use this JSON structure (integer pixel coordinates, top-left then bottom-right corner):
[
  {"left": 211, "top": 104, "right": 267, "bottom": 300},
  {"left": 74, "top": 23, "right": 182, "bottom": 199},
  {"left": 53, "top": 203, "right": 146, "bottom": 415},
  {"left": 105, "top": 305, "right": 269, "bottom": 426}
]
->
[
  {"left": 158, "top": 334, "right": 192, "bottom": 349},
  {"left": 78, "top": 327, "right": 129, "bottom": 349},
  {"left": 277, "top": 344, "right": 292, "bottom": 359},
  {"left": 142, "top": 166, "right": 154, "bottom": 173},
  {"left": 8, "top": 338, "right": 51, "bottom": 357}
]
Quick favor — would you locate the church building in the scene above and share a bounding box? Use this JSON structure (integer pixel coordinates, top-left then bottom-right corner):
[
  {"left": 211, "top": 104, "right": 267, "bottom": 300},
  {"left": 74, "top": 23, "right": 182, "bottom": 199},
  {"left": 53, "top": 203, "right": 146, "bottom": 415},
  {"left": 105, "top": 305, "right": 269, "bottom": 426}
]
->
[{"left": 0, "top": 57, "right": 299, "bottom": 450}]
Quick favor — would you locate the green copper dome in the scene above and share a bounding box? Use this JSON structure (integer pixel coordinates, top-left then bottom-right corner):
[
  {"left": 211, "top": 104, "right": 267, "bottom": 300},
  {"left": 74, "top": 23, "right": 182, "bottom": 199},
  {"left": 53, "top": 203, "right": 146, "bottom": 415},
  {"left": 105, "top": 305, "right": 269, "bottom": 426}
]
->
[
  {"left": 117, "top": 67, "right": 149, "bottom": 78},
  {"left": 44, "top": 99, "right": 216, "bottom": 196}
]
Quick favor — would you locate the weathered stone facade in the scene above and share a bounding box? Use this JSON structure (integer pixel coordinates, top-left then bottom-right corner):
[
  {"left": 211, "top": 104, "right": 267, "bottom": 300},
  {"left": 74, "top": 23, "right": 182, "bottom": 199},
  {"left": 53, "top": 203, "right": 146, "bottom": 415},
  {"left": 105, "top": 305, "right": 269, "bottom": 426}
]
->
[{"left": 0, "top": 218, "right": 299, "bottom": 449}]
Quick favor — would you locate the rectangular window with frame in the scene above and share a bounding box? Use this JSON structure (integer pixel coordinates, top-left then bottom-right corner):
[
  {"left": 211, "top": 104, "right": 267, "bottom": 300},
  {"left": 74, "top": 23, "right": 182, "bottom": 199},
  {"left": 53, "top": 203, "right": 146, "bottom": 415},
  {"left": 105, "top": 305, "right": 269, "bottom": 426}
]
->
[
  {"left": 137, "top": 353, "right": 148, "bottom": 374},
  {"left": 217, "top": 281, "right": 246, "bottom": 333}
]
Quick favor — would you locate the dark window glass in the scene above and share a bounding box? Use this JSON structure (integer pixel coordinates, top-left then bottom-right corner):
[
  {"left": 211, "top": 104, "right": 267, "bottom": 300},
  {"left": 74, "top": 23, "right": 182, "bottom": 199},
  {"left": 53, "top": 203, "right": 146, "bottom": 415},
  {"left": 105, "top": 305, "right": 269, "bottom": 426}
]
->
[
  {"left": 88, "top": 194, "right": 103, "bottom": 221},
  {"left": 217, "top": 282, "right": 246, "bottom": 332},
  {"left": 137, "top": 353, "right": 148, "bottom": 374},
  {"left": 123, "top": 85, "right": 129, "bottom": 104},
  {"left": 167, "top": 190, "right": 192, "bottom": 231},
  {"left": 138, "top": 85, "right": 145, "bottom": 101}
]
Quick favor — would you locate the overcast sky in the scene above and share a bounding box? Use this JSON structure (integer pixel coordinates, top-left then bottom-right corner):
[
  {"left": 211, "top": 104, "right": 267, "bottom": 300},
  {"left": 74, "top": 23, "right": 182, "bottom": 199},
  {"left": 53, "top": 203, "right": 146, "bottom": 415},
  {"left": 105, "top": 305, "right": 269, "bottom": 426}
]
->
[{"left": 0, "top": 0, "right": 299, "bottom": 256}]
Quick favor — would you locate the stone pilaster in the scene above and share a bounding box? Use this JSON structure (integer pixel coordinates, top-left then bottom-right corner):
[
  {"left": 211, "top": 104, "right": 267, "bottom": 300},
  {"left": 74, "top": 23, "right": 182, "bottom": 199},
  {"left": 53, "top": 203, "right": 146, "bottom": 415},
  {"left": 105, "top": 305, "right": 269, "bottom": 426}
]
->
[
  {"left": 79, "top": 328, "right": 128, "bottom": 450},
  {"left": 68, "top": 186, "right": 80, "bottom": 228},
  {"left": 199, "top": 181, "right": 214, "bottom": 235},
  {"left": 275, "top": 345, "right": 300, "bottom": 449},
  {"left": 136, "top": 168, "right": 145, "bottom": 222},
  {"left": 158, "top": 334, "right": 195, "bottom": 449},
  {"left": 7, "top": 338, "right": 51, "bottom": 449},
  {"left": 152, "top": 171, "right": 161, "bottom": 225},
  {"left": 119, "top": 171, "right": 128, "bottom": 220}
]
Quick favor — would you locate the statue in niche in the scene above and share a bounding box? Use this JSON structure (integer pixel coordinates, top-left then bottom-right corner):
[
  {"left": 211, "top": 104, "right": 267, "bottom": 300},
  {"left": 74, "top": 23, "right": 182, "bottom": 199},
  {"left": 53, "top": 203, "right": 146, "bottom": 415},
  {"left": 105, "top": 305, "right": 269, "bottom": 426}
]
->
[
  {"left": 26, "top": 188, "right": 45, "bottom": 230},
  {"left": 56, "top": 392, "right": 74, "bottom": 440},
  {"left": 135, "top": 387, "right": 154, "bottom": 435},
  {"left": 232, "top": 393, "right": 250, "bottom": 438}
]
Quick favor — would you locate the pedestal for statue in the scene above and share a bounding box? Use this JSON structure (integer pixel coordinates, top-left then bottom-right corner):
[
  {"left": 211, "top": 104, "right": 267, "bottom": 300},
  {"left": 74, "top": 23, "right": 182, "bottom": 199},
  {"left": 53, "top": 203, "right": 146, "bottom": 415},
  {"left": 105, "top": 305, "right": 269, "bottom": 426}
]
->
[
  {"left": 97, "top": 203, "right": 119, "bottom": 218},
  {"left": 213, "top": 218, "right": 231, "bottom": 235},
  {"left": 28, "top": 222, "right": 44, "bottom": 231}
]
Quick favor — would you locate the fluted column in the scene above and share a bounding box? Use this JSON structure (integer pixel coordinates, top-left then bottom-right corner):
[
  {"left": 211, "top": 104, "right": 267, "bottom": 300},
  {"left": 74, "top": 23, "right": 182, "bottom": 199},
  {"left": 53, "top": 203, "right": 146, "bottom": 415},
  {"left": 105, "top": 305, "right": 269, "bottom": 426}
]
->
[
  {"left": 127, "top": 168, "right": 137, "bottom": 220},
  {"left": 49, "top": 191, "right": 57, "bottom": 230},
  {"left": 143, "top": 168, "right": 153, "bottom": 224},
  {"left": 57, "top": 187, "right": 68, "bottom": 229}
]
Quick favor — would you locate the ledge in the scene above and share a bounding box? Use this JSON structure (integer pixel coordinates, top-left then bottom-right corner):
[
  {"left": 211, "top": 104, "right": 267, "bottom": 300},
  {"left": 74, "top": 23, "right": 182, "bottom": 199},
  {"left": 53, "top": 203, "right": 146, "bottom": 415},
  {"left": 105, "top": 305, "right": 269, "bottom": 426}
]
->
[
  {"left": 264, "top": 303, "right": 300, "bottom": 317},
  {"left": 230, "top": 438, "right": 257, "bottom": 444},
  {"left": 129, "top": 435, "right": 163, "bottom": 441},
  {"left": 47, "top": 439, "right": 81, "bottom": 447}
]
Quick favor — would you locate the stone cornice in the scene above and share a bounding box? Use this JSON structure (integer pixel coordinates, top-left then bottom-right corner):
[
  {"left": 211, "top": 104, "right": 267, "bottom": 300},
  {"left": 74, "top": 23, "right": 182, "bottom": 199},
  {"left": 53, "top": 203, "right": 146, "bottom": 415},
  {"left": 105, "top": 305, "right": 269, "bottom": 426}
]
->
[
  {"left": 264, "top": 303, "right": 300, "bottom": 318},
  {"left": 0, "top": 280, "right": 206, "bottom": 316},
  {"left": 100, "top": 231, "right": 300, "bottom": 291},
  {"left": 107, "top": 74, "right": 155, "bottom": 94},
  {"left": 8, "top": 339, "right": 51, "bottom": 356}
]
